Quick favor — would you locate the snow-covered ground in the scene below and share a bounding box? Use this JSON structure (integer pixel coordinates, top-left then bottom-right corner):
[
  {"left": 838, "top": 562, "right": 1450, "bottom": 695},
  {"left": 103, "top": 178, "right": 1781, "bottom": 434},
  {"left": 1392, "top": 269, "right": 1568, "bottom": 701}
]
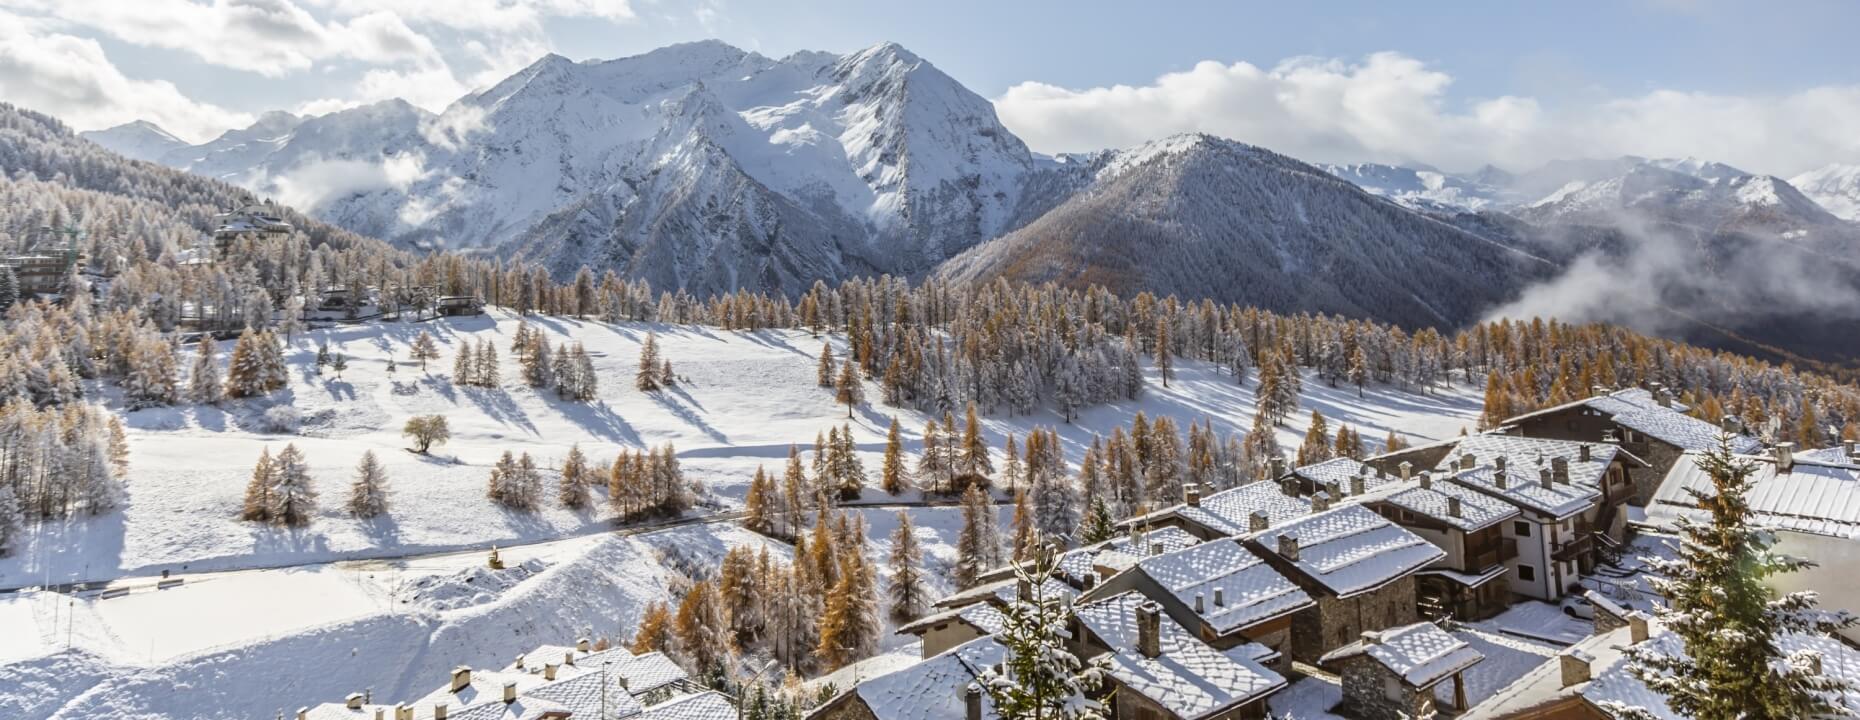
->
[{"left": 0, "top": 310, "right": 1483, "bottom": 718}]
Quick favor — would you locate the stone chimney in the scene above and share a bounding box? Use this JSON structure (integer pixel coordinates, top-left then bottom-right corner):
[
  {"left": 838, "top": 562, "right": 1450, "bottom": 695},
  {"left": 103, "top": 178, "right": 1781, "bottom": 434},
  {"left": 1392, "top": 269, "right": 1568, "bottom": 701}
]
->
[
  {"left": 1553, "top": 458, "right": 1571, "bottom": 484},
  {"left": 1082, "top": 572, "right": 1097, "bottom": 591},
  {"left": 1400, "top": 461, "right": 1413, "bottom": 481},
  {"left": 450, "top": 667, "right": 472, "bottom": 693},
  {"left": 1447, "top": 496, "right": 1462, "bottom": 519},
  {"left": 576, "top": 637, "right": 591, "bottom": 653},
  {"left": 1628, "top": 611, "right": 1651, "bottom": 644},
  {"left": 395, "top": 706, "right": 413, "bottom": 720},
  {"left": 1185, "top": 484, "right": 1201, "bottom": 507},
  {"left": 1137, "top": 601, "right": 1163, "bottom": 659},
  {"left": 1539, "top": 468, "right": 1553, "bottom": 490},
  {"left": 1655, "top": 386, "right": 1673, "bottom": 408},
  {"left": 1846, "top": 439, "right": 1857, "bottom": 457},
  {"left": 1249, "top": 510, "right": 1270, "bottom": 533},
  {"left": 1418, "top": 471, "right": 1432, "bottom": 490},
  {"left": 1579, "top": 444, "right": 1592, "bottom": 462},
  {"left": 432, "top": 705, "right": 446, "bottom": 720},
  {"left": 1194, "top": 593, "right": 1205, "bottom": 613},
  {"left": 514, "top": 654, "right": 526, "bottom": 672},
  {"left": 1311, "top": 491, "right": 1332, "bottom": 513},
  {"left": 1214, "top": 588, "right": 1225, "bottom": 607},
  {"left": 965, "top": 684, "right": 983, "bottom": 720},
  {"left": 1149, "top": 542, "right": 1163, "bottom": 557},
  {"left": 374, "top": 709, "right": 385, "bottom": 720},
  {"left": 1495, "top": 455, "right": 1508, "bottom": 472},
  {"left": 1325, "top": 480, "right": 1343, "bottom": 500},
  {"left": 1559, "top": 649, "right": 1594, "bottom": 688},
  {"left": 1278, "top": 534, "right": 1300, "bottom": 562},
  {"left": 1461, "top": 454, "right": 1476, "bottom": 471},
  {"left": 1281, "top": 476, "right": 1300, "bottom": 497},
  {"left": 1494, "top": 468, "right": 1508, "bottom": 489},
  {"left": 1722, "top": 415, "right": 1743, "bottom": 434},
  {"left": 1270, "top": 457, "right": 1287, "bottom": 480},
  {"left": 1349, "top": 474, "right": 1365, "bottom": 496},
  {"left": 347, "top": 693, "right": 365, "bottom": 710},
  {"left": 1376, "top": 466, "right": 1388, "bottom": 480},
  {"left": 502, "top": 682, "right": 517, "bottom": 704},
  {"left": 298, "top": 708, "right": 309, "bottom": 720},
  {"left": 544, "top": 664, "right": 558, "bottom": 681},
  {"left": 563, "top": 650, "right": 575, "bottom": 667},
  {"left": 1775, "top": 442, "right": 1796, "bottom": 472}
]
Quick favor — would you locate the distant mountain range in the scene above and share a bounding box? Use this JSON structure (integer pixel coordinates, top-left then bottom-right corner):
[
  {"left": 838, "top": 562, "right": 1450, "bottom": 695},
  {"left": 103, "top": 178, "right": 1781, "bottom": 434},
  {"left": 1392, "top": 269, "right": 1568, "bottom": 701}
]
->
[{"left": 78, "top": 40, "right": 1860, "bottom": 366}]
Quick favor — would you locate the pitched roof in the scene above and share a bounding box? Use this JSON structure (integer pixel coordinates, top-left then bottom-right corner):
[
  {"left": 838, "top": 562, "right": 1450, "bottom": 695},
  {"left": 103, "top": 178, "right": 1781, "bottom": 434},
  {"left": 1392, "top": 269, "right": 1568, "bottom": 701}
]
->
[
  {"left": 446, "top": 696, "right": 575, "bottom": 720},
  {"left": 1582, "top": 631, "right": 1860, "bottom": 719},
  {"left": 1438, "top": 434, "right": 1643, "bottom": 485},
  {"left": 1129, "top": 481, "right": 1314, "bottom": 536},
  {"left": 413, "top": 671, "right": 553, "bottom": 712},
  {"left": 1650, "top": 452, "right": 1860, "bottom": 538},
  {"left": 850, "top": 638, "right": 1005, "bottom": 720},
  {"left": 1132, "top": 539, "right": 1313, "bottom": 633},
  {"left": 896, "top": 602, "right": 1007, "bottom": 637},
  {"left": 932, "top": 576, "right": 1077, "bottom": 610},
  {"left": 1292, "top": 458, "right": 1389, "bottom": 490},
  {"left": 1798, "top": 444, "right": 1860, "bottom": 466},
  {"left": 1077, "top": 593, "right": 1286, "bottom": 720},
  {"left": 1380, "top": 481, "right": 1520, "bottom": 532},
  {"left": 1248, "top": 505, "right": 1445, "bottom": 598},
  {"left": 1318, "top": 622, "right": 1483, "bottom": 688},
  {"left": 638, "top": 691, "right": 737, "bottom": 720},
  {"left": 1505, "top": 388, "right": 1761, "bottom": 454},
  {"left": 1437, "top": 442, "right": 1604, "bottom": 520},
  {"left": 1457, "top": 618, "right": 1646, "bottom": 720},
  {"left": 518, "top": 667, "right": 646, "bottom": 719}
]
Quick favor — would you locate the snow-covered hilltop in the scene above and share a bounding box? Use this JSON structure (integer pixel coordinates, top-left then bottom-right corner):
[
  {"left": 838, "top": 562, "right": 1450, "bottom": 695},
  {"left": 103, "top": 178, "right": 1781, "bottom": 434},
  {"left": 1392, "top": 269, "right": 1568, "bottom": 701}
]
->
[{"left": 1791, "top": 163, "right": 1860, "bottom": 222}]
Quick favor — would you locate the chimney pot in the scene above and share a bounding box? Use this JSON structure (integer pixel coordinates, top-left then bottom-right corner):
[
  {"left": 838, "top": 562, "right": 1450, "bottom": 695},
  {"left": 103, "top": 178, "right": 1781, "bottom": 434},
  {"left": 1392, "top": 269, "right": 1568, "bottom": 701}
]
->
[
  {"left": 564, "top": 651, "right": 574, "bottom": 667},
  {"left": 1248, "top": 510, "right": 1269, "bottom": 533},
  {"left": 396, "top": 705, "right": 413, "bottom": 720},
  {"left": 1149, "top": 542, "right": 1163, "bottom": 556},
  {"left": 1399, "top": 461, "right": 1413, "bottom": 480},
  {"left": 1418, "top": 471, "right": 1432, "bottom": 490},
  {"left": 1311, "top": 491, "right": 1331, "bottom": 513},
  {"left": 1278, "top": 534, "right": 1300, "bottom": 562},
  {"left": 502, "top": 682, "right": 517, "bottom": 705},
  {"left": 451, "top": 666, "right": 471, "bottom": 693},
  {"left": 1270, "top": 457, "right": 1286, "bottom": 479},
  {"left": 1579, "top": 444, "right": 1592, "bottom": 462},
  {"left": 576, "top": 637, "right": 591, "bottom": 653},
  {"left": 1628, "top": 612, "right": 1650, "bottom": 644},
  {"left": 1776, "top": 442, "right": 1796, "bottom": 472},
  {"left": 1559, "top": 650, "right": 1594, "bottom": 688},
  {"left": 515, "top": 653, "right": 526, "bottom": 672},
  {"left": 1376, "top": 466, "right": 1387, "bottom": 479},
  {"left": 1494, "top": 469, "right": 1508, "bottom": 489},
  {"left": 1495, "top": 455, "right": 1508, "bottom": 471},
  {"left": 1214, "top": 588, "right": 1225, "bottom": 607},
  {"left": 1325, "top": 480, "right": 1342, "bottom": 500},
  {"left": 431, "top": 705, "right": 444, "bottom": 720},
  {"left": 1280, "top": 476, "right": 1299, "bottom": 497},
  {"left": 1539, "top": 468, "right": 1553, "bottom": 489},
  {"left": 347, "top": 693, "right": 365, "bottom": 710},
  {"left": 1460, "top": 454, "right": 1476, "bottom": 470},
  {"left": 375, "top": 710, "right": 385, "bottom": 720},
  {"left": 1842, "top": 439, "right": 1855, "bottom": 456},
  {"left": 298, "top": 708, "right": 309, "bottom": 720},
  {"left": 1185, "top": 484, "right": 1201, "bottom": 507},
  {"left": 1350, "top": 475, "right": 1365, "bottom": 496},
  {"left": 1137, "top": 602, "right": 1163, "bottom": 659},
  {"left": 964, "top": 683, "right": 983, "bottom": 720},
  {"left": 1447, "top": 496, "right": 1462, "bottom": 518},
  {"left": 544, "top": 664, "right": 558, "bottom": 681},
  {"left": 1553, "top": 456, "right": 1570, "bottom": 482}
]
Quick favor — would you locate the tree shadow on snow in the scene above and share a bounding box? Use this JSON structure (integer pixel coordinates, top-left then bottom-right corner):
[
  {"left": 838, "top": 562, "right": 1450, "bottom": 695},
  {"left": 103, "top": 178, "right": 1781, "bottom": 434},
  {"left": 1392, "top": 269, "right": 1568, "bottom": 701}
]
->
[
  {"left": 461, "top": 387, "right": 538, "bottom": 436},
  {"left": 646, "top": 391, "right": 729, "bottom": 445},
  {"left": 555, "top": 400, "right": 643, "bottom": 446},
  {"left": 357, "top": 513, "right": 404, "bottom": 547}
]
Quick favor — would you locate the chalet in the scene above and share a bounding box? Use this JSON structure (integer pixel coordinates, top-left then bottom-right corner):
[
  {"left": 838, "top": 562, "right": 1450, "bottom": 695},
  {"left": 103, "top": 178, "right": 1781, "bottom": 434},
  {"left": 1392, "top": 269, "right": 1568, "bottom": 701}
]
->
[
  {"left": 1244, "top": 504, "right": 1445, "bottom": 664},
  {"left": 1361, "top": 471, "right": 1521, "bottom": 620},
  {"left": 1047, "top": 526, "right": 1204, "bottom": 589},
  {"left": 1498, "top": 386, "right": 1761, "bottom": 503},
  {"left": 1320, "top": 622, "right": 1484, "bottom": 719},
  {"left": 1076, "top": 538, "right": 1313, "bottom": 659},
  {"left": 1122, "top": 477, "right": 1312, "bottom": 541},
  {"left": 807, "top": 637, "right": 1005, "bottom": 720},
  {"left": 1646, "top": 444, "right": 1860, "bottom": 642},
  {"left": 213, "top": 203, "right": 292, "bottom": 253},
  {"left": 897, "top": 602, "right": 1005, "bottom": 658},
  {"left": 1283, "top": 457, "right": 1400, "bottom": 498},
  {"left": 1073, "top": 592, "right": 1286, "bottom": 720},
  {"left": 436, "top": 295, "right": 486, "bottom": 316}
]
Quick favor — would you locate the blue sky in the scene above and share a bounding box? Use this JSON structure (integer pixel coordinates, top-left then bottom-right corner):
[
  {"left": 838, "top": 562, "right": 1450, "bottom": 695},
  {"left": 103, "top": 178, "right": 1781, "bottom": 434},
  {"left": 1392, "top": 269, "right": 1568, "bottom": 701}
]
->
[{"left": 3, "top": 0, "right": 1858, "bottom": 174}]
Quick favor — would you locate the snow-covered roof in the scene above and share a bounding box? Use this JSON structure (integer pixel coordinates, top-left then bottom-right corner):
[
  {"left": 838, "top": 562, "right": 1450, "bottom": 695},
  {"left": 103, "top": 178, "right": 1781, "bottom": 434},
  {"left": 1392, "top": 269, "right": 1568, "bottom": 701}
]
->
[
  {"left": 1130, "top": 481, "right": 1314, "bottom": 536},
  {"left": 1380, "top": 481, "right": 1520, "bottom": 531},
  {"left": 1318, "top": 622, "right": 1482, "bottom": 688},
  {"left": 1439, "top": 434, "right": 1643, "bottom": 485},
  {"left": 607, "top": 651, "right": 688, "bottom": 695},
  {"left": 897, "top": 602, "right": 1006, "bottom": 637},
  {"left": 1799, "top": 444, "right": 1860, "bottom": 466},
  {"left": 1292, "top": 458, "right": 1396, "bottom": 494},
  {"left": 851, "top": 637, "right": 1005, "bottom": 720},
  {"left": 519, "top": 669, "right": 646, "bottom": 719},
  {"left": 446, "top": 696, "right": 575, "bottom": 720},
  {"left": 1077, "top": 592, "right": 1287, "bottom": 720},
  {"left": 1458, "top": 618, "right": 1648, "bottom": 720},
  {"left": 510, "top": 644, "right": 591, "bottom": 673},
  {"left": 934, "top": 576, "right": 1076, "bottom": 610},
  {"left": 1132, "top": 539, "right": 1313, "bottom": 633},
  {"left": 1249, "top": 505, "right": 1445, "bottom": 598},
  {"left": 413, "top": 670, "right": 553, "bottom": 712},
  {"left": 1581, "top": 631, "right": 1860, "bottom": 719},
  {"left": 1505, "top": 388, "right": 1762, "bottom": 454},
  {"left": 637, "top": 690, "right": 737, "bottom": 720},
  {"left": 1106, "top": 526, "right": 1203, "bottom": 556},
  {"left": 301, "top": 702, "right": 399, "bottom": 720},
  {"left": 1650, "top": 452, "right": 1860, "bottom": 539}
]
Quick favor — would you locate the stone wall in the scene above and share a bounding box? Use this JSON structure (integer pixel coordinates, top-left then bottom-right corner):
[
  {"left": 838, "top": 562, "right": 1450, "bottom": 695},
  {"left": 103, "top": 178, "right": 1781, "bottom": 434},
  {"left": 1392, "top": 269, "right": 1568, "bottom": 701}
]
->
[
  {"left": 1336, "top": 656, "right": 1435, "bottom": 720},
  {"left": 1287, "top": 576, "right": 1420, "bottom": 664}
]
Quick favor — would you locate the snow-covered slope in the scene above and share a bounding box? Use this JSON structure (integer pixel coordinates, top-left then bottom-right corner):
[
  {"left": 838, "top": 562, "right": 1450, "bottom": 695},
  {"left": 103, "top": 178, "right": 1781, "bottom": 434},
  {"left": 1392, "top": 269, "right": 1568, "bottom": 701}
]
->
[
  {"left": 1517, "top": 157, "right": 1846, "bottom": 236},
  {"left": 937, "top": 134, "right": 1554, "bottom": 329},
  {"left": 1319, "top": 162, "right": 1516, "bottom": 212},
  {"left": 1791, "top": 163, "right": 1860, "bottom": 222},
  {"left": 78, "top": 120, "right": 187, "bottom": 163}
]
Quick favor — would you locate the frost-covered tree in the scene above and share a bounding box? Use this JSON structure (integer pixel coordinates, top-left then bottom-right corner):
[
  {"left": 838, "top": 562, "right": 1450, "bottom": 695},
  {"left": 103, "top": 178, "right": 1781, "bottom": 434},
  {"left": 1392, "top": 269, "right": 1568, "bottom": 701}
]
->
[
  {"left": 348, "top": 450, "right": 389, "bottom": 518},
  {"left": 408, "top": 332, "right": 441, "bottom": 372},
  {"left": 675, "top": 579, "right": 730, "bottom": 672},
  {"left": 976, "top": 544, "right": 1105, "bottom": 720},
  {"left": 961, "top": 403, "right": 993, "bottom": 478},
  {"left": 559, "top": 444, "right": 590, "bottom": 509},
  {"left": 1609, "top": 434, "right": 1856, "bottom": 720},
  {"left": 835, "top": 361, "right": 864, "bottom": 419},
  {"left": 402, "top": 414, "right": 449, "bottom": 453},
  {"left": 917, "top": 419, "right": 948, "bottom": 495},
  {"left": 955, "top": 484, "right": 999, "bottom": 589},
  {"left": 269, "top": 443, "right": 316, "bottom": 526},
  {"left": 188, "top": 336, "right": 221, "bottom": 404},
  {"left": 816, "top": 342, "right": 835, "bottom": 388},
  {"left": 1297, "top": 410, "right": 1332, "bottom": 466},
  {"left": 887, "top": 511, "right": 928, "bottom": 623},
  {"left": 637, "top": 332, "right": 662, "bottom": 392},
  {"left": 1079, "top": 496, "right": 1117, "bottom": 545},
  {"left": 881, "top": 417, "right": 907, "bottom": 495},
  {"left": 241, "top": 447, "right": 275, "bottom": 522}
]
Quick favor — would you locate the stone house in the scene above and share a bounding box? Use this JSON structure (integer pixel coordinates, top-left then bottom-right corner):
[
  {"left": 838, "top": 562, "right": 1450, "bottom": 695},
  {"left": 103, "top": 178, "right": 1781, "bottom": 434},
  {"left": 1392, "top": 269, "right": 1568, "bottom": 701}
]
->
[
  {"left": 1320, "top": 622, "right": 1484, "bottom": 719},
  {"left": 1362, "top": 471, "right": 1522, "bottom": 620},
  {"left": 1120, "top": 476, "right": 1312, "bottom": 541},
  {"left": 1073, "top": 592, "right": 1285, "bottom": 720},
  {"left": 1244, "top": 504, "right": 1445, "bottom": 664},
  {"left": 1498, "top": 386, "right": 1761, "bottom": 504},
  {"left": 807, "top": 638, "right": 1004, "bottom": 720},
  {"left": 1075, "top": 538, "right": 1313, "bottom": 661}
]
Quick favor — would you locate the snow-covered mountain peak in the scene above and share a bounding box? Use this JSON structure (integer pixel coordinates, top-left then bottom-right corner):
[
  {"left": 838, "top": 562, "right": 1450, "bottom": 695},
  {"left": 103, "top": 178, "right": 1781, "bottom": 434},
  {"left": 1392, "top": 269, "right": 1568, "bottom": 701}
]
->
[
  {"left": 1790, "top": 163, "right": 1860, "bottom": 222},
  {"left": 1318, "top": 161, "right": 1514, "bottom": 212},
  {"left": 80, "top": 120, "right": 187, "bottom": 162}
]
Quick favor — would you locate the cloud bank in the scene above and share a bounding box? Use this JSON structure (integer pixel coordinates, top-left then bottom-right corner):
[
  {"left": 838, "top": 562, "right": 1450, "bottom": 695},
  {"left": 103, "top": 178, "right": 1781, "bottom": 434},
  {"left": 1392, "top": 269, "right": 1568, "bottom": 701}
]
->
[{"left": 994, "top": 53, "right": 1860, "bottom": 177}]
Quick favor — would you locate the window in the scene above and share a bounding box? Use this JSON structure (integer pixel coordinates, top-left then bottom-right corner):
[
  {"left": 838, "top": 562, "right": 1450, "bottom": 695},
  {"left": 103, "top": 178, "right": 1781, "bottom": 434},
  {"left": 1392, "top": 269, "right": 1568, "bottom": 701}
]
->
[
  {"left": 1518, "top": 564, "right": 1536, "bottom": 582},
  {"left": 1513, "top": 521, "right": 1531, "bottom": 537}
]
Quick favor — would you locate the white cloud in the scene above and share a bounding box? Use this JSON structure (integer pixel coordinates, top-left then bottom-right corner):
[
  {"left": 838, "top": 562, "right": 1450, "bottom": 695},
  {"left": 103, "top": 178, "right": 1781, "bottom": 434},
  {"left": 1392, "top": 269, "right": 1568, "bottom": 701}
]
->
[
  {"left": 0, "top": 11, "right": 250, "bottom": 142},
  {"left": 995, "top": 52, "right": 1860, "bottom": 177},
  {"left": 263, "top": 151, "right": 429, "bottom": 212}
]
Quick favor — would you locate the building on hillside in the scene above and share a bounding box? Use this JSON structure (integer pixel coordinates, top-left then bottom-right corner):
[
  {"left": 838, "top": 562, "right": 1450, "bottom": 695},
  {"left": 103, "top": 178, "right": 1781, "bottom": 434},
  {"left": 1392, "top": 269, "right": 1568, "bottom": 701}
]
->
[
  {"left": 436, "top": 295, "right": 486, "bottom": 316},
  {"left": 1283, "top": 458, "right": 1401, "bottom": 499},
  {"left": 635, "top": 691, "right": 737, "bottom": 720},
  {"left": 1075, "top": 538, "right": 1312, "bottom": 660},
  {"left": 1360, "top": 472, "right": 1522, "bottom": 621},
  {"left": 806, "top": 637, "right": 1005, "bottom": 720},
  {"left": 1073, "top": 592, "right": 1287, "bottom": 720},
  {"left": 1244, "top": 504, "right": 1445, "bottom": 664},
  {"left": 1319, "top": 621, "right": 1484, "bottom": 719},
  {"left": 1800, "top": 440, "right": 1860, "bottom": 465},
  {"left": 897, "top": 602, "right": 1006, "bottom": 658},
  {"left": 1646, "top": 444, "right": 1860, "bottom": 642},
  {"left": 0, "top": 250, "right": 80, "bottom": 296},
  {"left": 1498, "top": 386, "right": 1762, "bottom": 503},
  {"left": 1121, "top": 477, "right": 1313, "bottom": 541},
  {"left": 213, "top": 203, "right": 292, "bottom": 253},
  {"left": 1045, "top": 526, "right": 1205, "bottom": 590}
]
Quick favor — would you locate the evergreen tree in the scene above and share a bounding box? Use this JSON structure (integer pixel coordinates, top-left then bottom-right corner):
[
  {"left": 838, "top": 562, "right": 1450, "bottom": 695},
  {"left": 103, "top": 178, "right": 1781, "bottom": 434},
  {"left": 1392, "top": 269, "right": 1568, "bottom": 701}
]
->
[
  {"left": 559, "top": 444, "right": 590, "bottom": 509},
  {"left": 887, "top": 512, "right": 928, "bottom": 623},
  {"left": 955, "top": 484, "right": 998, "bottom": 589},
  {"left": 1297, "top": 409, "right": 1332, "bottom": 466},
  {"left": 348, "top": 450, "right": 390, "bottom": 518},
  {"left": 188, "top": 336, "right": 222, "bottom": 404},
  {"left": 835, "top": 360, "right": 864, "bottom": 418},
  {"left": 241, "top": 447, "right": 275, "bottom": 521},
  {"left": 637, "top": 332, "right": 662, "bottom": 391},
  {"left": 1079, "top": 497, "right": 1117, "bottom": 544},
  {"left": 452, "top": 344, "right": 474, "bottom": 385},
  {"left": 977, "top": 545, "right": 1105, "bottom": 720},
  {"left": 961, "top": 403, "right": 994, "bottom": 477},
  {"left": 817, "top": 343, "right": 835, "bottom": 388},
  {"left": 745, "top": 465, "right": 775, "bottom": 534},
  {"left": 917, "top": 420, "right": 948, "bottom": 495},
  {"left": 474, "top": 339, "right": 499, "bottom": 387},
  {"left": 408, "top": 332, "right": 441, "bottom": 372},
  {"left": 269, "top": 443, "right": 316, "bottom": 526},
  {"left": 1000, "top": 433, "right": 1023, "bottom": 493},
  {"left": 328, "top": 352, "right": 347, "bottom": 380},
  {"left": 881, "top": 417, "right": 907, "bottom": 495},
  {"left": 1610, "top": 435, "right": 1856, "bottom": 720},
  {"left": 817, "top": 533, "right": 879, "bottom": 670}
]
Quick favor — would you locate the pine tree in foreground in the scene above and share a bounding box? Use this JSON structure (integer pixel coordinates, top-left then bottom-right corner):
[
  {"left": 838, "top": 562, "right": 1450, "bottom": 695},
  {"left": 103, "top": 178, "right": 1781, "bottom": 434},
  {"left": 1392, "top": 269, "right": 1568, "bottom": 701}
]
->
[
  {"left": 887, "top": 511, "right": 928, "bottom": 623},
  {"left": 976, "top": 542, "right": 1105, "bottom": 720},
  {"left": 1607, "top": 434, "right": 1856, "bottom": 720},
  {"left": 1080, "top": 496, "right": 1117, "bottom": 545},
  {"left": 348, "top": 450, "right": 390, "bottom": 518}
]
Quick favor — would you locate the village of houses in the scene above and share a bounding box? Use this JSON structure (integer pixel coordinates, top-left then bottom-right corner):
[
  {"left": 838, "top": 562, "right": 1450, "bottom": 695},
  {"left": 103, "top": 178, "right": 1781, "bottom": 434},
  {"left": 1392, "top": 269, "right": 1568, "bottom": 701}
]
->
[{"left": 285, "top": 384, "right": 1860, "bottom": 720}]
